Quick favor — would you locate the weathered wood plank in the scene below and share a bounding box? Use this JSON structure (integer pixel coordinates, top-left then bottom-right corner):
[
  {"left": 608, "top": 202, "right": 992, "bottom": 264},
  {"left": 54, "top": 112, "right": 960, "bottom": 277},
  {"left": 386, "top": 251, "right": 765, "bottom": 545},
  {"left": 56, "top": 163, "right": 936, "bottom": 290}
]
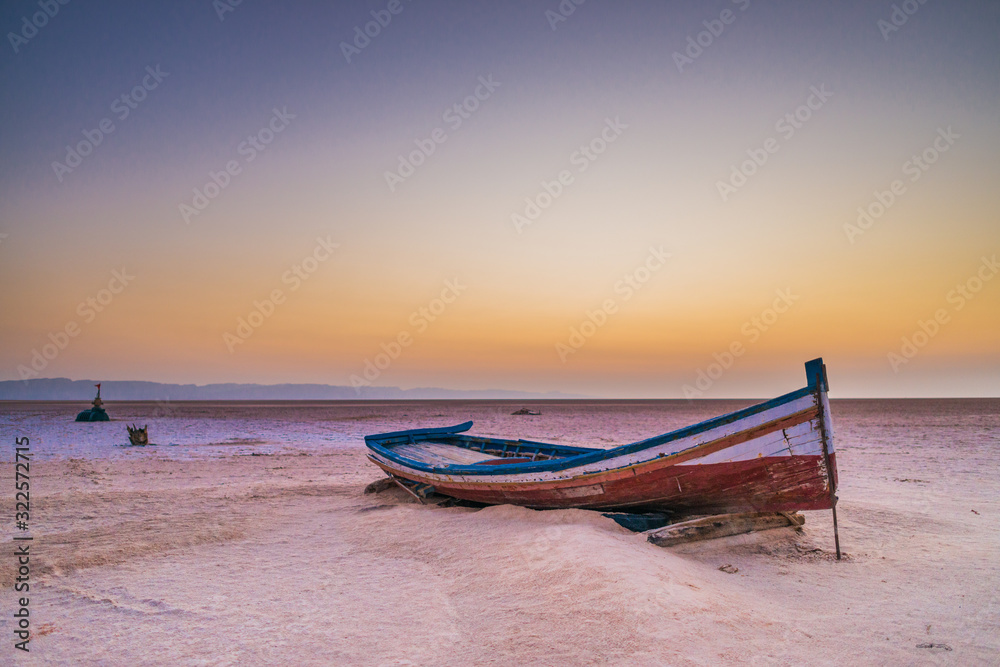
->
[
  {"left": 646, "top": 512, "right": 804, "bottom": 547},
  {"left": 393, "top": 442, "right": 499, "bottom": 465}
]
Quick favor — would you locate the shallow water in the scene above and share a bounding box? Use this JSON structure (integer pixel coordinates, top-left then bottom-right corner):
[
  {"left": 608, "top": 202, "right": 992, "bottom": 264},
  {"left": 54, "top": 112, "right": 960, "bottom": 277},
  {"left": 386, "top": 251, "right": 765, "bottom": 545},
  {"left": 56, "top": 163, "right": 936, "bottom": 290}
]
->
[{"left": 2, "top": 398, "right": 997, "bottom": 464}]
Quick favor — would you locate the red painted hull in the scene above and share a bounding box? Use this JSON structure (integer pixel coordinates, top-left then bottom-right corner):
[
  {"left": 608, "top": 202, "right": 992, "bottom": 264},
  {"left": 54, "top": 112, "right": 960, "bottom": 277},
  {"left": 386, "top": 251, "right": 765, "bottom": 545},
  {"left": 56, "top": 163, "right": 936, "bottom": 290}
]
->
[{"left": 371, "top": 452, "right": 836, "bottom": 514}]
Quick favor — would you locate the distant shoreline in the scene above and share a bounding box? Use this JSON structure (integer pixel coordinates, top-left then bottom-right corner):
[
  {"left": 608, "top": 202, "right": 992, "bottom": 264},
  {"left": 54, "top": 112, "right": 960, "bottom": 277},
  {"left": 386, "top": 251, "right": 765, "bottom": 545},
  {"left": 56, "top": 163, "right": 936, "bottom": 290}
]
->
[{"left": 0, "top": 378, "right": 583, "bottom": 401}]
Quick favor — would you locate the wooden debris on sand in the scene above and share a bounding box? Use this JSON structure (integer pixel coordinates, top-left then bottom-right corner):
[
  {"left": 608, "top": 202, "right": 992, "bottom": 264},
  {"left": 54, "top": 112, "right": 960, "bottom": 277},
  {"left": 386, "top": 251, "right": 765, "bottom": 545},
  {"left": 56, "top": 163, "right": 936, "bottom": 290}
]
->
[
  {"left": 126, "top": 424, "right": 149, "bottom": 446},
  {"left": 363, "top": 475, "right": 436, "bottom": 504},
  {"left": 646, "top": 511, "right": 805, "bottom": 547}
]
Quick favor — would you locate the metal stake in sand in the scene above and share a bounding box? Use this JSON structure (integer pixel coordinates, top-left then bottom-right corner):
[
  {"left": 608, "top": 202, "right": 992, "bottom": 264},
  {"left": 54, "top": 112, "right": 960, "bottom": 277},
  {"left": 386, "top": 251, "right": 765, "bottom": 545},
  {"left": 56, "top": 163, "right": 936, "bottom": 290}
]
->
[{"left": 812, "top": 360, "right": 842, "bottom": 560}]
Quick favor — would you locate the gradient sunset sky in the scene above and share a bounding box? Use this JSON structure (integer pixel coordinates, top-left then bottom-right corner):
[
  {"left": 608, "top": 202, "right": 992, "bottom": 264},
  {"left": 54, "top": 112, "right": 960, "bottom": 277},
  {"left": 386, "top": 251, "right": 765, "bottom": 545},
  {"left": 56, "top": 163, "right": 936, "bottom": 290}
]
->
[{"left": 1, "top": 0, "right": 998, "bottom": 397}]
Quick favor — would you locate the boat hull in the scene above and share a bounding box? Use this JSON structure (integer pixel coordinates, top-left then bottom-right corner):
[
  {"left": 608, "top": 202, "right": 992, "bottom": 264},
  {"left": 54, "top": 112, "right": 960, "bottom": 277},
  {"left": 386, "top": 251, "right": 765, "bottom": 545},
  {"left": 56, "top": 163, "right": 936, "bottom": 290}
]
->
[
  {"left": 371, "top": 452, "right": 835, "bottom": 513},
  {"left": 365, "top": 359, "right": 839, "bottom": 515}
]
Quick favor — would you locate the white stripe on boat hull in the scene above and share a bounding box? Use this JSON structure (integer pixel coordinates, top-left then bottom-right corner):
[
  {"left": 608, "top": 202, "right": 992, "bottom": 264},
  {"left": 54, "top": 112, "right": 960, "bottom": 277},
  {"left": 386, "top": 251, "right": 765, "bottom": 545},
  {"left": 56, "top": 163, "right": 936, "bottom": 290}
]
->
[{"left": 679, "top": 418, "right": 823, "bottom": 465}]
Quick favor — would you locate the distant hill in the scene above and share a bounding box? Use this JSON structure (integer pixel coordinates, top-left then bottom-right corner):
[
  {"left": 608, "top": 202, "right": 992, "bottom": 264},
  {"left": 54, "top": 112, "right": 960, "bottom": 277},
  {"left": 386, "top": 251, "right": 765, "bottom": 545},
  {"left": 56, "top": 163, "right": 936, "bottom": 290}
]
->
[{"left": 0, "top": 378, "right": 581, "bottom": 401}]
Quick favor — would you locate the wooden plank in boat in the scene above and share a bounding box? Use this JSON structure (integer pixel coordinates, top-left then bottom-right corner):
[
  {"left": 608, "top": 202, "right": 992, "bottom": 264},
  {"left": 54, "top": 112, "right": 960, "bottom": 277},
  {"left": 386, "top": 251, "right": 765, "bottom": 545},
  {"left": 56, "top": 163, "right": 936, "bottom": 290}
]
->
[{"left": 393, "top": 442, "right": 500, "bottom": 466}]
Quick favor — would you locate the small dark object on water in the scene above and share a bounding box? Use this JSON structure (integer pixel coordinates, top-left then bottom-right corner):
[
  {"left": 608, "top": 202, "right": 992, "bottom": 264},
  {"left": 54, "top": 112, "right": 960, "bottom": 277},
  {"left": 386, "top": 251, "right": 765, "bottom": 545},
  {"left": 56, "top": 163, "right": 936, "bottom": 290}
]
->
[
  {"left": 971, "top": 509, "right": 979, "bottom": 515},
  {"left": 127, "top": 424, "right": 149, "bottom": 446},
  {"left": 718, "top": 564, "right": 739, "bottom": 574},
  {"left": 916, "top": 643, "right": 952, "bottom": 651},
  {"left": 511, "top": 408, "right": 541, "bottom": 416},
  {"left": 75, "top": 383, "right": 110, "bottom": 422}
]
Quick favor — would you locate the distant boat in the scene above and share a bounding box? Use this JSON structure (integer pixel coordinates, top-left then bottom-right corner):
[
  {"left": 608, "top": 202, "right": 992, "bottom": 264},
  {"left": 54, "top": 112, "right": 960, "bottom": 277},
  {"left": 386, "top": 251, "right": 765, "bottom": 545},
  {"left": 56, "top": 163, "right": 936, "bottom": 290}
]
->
[
  {"left": 364, "top": 359, "right": 839, "bottom": 517},
  {"left": 511, "top": 408, "right": 541, "bottom": 416},
  {"left": 75, "top": 383, "right": 110, "bottom": 422}
]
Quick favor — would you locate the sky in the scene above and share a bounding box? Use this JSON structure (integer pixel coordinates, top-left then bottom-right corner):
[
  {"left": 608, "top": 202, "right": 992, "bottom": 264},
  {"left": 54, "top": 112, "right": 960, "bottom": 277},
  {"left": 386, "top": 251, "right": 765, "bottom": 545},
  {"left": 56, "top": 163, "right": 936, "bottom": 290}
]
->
[{"left": 1, "top": 0, "right": 998, "bottom": 398}]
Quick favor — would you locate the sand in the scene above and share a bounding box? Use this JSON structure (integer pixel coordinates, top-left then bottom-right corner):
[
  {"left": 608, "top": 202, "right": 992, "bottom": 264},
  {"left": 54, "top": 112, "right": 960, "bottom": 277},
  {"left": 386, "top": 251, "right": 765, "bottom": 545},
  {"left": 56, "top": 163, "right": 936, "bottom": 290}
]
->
[{"left": 2, "top": 435, "right": 998, "bottom": 665}]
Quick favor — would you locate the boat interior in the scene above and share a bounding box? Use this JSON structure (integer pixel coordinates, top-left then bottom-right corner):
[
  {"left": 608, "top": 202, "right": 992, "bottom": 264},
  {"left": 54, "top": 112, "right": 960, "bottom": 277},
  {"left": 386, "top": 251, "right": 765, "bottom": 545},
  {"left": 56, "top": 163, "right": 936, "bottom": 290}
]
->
[{"left": 372, "top": 430, "right": 599, "bottom": 468}]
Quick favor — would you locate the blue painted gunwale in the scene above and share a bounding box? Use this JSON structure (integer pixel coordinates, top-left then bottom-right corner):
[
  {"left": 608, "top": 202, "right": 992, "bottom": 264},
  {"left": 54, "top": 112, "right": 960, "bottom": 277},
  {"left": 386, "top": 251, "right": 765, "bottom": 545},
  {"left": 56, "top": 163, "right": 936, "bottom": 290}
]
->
[{"left": 365, "top": 358, "right": 827, "bottom": 477}]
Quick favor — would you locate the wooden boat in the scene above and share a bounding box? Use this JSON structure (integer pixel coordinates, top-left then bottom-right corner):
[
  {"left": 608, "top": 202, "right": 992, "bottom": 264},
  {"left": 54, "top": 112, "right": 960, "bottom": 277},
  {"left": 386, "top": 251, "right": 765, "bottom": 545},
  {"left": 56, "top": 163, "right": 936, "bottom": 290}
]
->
[{"left": 364, "top": 359, "right": 839, "bottom": 518}]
